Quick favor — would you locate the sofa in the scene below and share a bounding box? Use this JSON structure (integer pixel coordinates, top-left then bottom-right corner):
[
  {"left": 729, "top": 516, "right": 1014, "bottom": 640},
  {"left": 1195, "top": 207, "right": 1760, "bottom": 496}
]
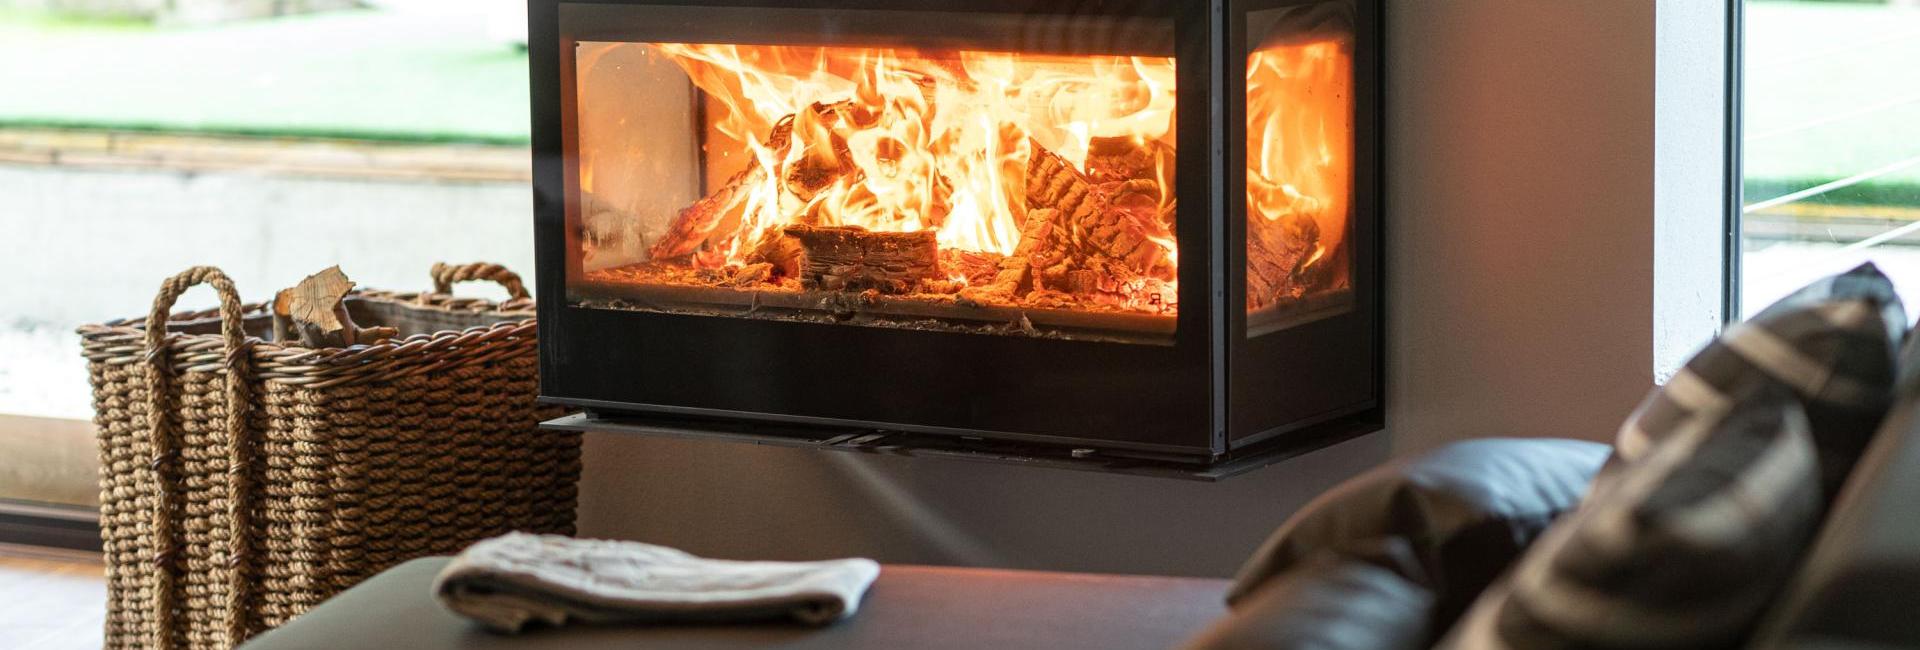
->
[
  {"left": 240, "top": 266, "right": 1920, "bottom": 649},
  {"left": 234, "top": 408, "right": 1920, "bottom": 650}
]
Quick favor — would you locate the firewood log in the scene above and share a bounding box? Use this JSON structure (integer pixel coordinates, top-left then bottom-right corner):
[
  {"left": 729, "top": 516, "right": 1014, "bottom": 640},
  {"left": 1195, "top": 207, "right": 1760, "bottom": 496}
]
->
[
  {"left": 746, "top": 233, "right": 808, "bottom": 279},
  {"left": 1026, "top": 141, "right": 1103, "bottom": 231},
  {"left": 270, "top": 266, "right": 396, "bottom": 348},
  {"left": 957, "top": 207, "right": 1061, "bottom": 303},
  {"left": 1025, "top": 142, "right": 1176, "bottom": 281},
  {"left": 1086, "top": 136, "right": 1174, "bottom": 187},
  {"left": 653, "top": 102, "right": 880, "bottom": 262},
  {"left": 649, "top": 115, "right": 799, "bottom": 261},
  {"left": 783, "top": 225, "right": 939, "bottom": 294},
  {"left": 1247, "top": 211, "right": 1323, "bottom": 311}
]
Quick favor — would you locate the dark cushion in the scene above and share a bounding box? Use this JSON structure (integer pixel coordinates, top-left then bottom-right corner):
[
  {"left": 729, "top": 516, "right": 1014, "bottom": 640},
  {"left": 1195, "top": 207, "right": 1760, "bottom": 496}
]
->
[
  {"left": 1226, "top": 438, "right": 1609, "bottom": 636},
  {"left": 1611, "top": 263, "right": 1905, "bottom": 499},
  {"left": 1184, "top": 540, "right": 1434, "bottom": 650},
  {"left": 1442, "top": 384, "right": 1824, "bottom": 649},
  {"left": 1748, "top": 333, "right": 1920, "bottom": 649}
]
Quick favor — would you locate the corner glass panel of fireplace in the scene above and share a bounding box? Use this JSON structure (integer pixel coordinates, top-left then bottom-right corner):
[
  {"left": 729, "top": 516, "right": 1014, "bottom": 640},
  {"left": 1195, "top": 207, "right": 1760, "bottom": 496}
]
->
[
  {"left": 1245, "top": 3, "right": 1356, "bottom": 336},
  {"left": 566, "top": 16, "right": 1181, "bottom": 344}
]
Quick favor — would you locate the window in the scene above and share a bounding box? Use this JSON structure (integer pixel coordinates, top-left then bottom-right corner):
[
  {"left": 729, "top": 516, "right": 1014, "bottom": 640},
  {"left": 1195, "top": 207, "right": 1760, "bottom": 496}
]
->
[
  {"left": 0, "top": 2, "right": 534, "bottom": 513},
  {"left": 1741, "top": 0, "right": 1920, "bottom": 315}
]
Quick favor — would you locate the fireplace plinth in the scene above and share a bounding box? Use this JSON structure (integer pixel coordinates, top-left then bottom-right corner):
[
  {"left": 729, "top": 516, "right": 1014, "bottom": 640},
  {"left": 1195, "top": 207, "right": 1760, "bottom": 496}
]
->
[{"left": 531, "top": 0, "right": 1385, "bottom": 467}]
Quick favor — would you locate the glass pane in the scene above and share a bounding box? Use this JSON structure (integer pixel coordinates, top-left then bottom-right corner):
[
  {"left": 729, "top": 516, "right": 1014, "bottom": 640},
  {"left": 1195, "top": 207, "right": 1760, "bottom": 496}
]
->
[
  {"left": 0, "top": 3, "right": 534, "bottom": 508},
  {"left": 566, "top": 10, "right": 1181, "bottom": 343},
  {"left": 1742, "top": 0, "right": 1920, "bottom": 315},
  {"left": 1245, "top": 3, "right": 1355, "bottom": 333}
]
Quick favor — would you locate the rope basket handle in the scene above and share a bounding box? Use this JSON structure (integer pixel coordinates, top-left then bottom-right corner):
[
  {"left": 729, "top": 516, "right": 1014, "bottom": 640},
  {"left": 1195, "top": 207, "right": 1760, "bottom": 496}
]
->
[
  {"left": 429, "top": 262, "right": 530, "bottom": 301},
  {"left": 144, "top": 266, "right": 255, "bottom": 650}
]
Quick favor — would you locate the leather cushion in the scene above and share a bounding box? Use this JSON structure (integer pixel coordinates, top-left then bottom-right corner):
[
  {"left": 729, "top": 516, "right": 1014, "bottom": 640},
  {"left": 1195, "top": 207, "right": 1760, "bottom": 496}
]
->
[
  {"left": 1225, "top": 438, "right": 1609, "bottom": 637},
  {"left": 1184, "top": 540, "right": 1433, "bottom": 650},
  {"left": 1442, "top": 384, "right": 1824, "bottom": 649}
]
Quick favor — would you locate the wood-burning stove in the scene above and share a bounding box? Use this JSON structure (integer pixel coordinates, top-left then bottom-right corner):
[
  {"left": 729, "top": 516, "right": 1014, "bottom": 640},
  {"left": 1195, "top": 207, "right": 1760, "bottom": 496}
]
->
[{"left": 531, "top": 0, "right": 1383, "bottom": 473}]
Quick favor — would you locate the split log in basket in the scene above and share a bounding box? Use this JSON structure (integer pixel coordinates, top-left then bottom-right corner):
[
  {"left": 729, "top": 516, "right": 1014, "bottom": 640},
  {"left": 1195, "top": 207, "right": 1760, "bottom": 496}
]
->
[{"left": 270, "top": 266, "right": 397, "bottom": 348}]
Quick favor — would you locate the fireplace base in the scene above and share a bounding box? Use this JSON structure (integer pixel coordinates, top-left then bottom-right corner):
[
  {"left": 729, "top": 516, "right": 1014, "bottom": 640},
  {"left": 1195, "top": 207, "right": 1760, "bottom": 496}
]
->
[{"left": 542, "top": 409, "right": 1380, "bottom": 482}]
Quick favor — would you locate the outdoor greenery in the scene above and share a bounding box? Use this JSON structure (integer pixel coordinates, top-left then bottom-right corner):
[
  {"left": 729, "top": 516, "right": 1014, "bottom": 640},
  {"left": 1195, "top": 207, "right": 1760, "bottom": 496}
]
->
[
  {"left": 1745, "top": 2, "right": 1920, "bottom": 207},
  {"left": 0, "top": 6, "right": 528, "bottom": 143},
  {"left": 0, "top": 1, "right": 1912, "bottom": 198}
]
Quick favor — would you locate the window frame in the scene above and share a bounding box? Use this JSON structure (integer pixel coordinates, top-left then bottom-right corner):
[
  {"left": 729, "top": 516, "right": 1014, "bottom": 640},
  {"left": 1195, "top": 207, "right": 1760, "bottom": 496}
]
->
[{"left": 1724, "top": 0, "right": 1745, "bottom": 323}]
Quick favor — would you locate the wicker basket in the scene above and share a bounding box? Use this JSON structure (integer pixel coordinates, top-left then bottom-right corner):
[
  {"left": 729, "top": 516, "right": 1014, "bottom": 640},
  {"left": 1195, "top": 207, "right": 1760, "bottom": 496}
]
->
[{"left": 79, "top": 263, "right": 579, "bottom": 650}]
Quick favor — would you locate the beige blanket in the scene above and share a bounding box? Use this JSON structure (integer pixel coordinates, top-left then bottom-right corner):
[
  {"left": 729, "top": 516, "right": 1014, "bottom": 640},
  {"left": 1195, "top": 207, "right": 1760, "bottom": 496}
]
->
[{"left": 432, "top": 533, "right": 881, "bottom": 633}]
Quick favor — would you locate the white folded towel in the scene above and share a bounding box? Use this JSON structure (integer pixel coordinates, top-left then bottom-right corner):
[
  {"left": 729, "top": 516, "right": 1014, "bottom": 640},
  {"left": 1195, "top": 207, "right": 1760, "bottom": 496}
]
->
[{"left": 432, "top": 532, "right": 881, "bottom": 633}]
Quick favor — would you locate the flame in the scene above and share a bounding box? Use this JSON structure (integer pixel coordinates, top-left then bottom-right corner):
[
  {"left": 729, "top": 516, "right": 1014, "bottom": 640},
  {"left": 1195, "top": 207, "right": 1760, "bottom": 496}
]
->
[
  {"left": 652, "top": 43, "right": 1178, "bottom": 263},
  {"left": 1247, "top": 39, "right": 1352, "bottom": 297}
]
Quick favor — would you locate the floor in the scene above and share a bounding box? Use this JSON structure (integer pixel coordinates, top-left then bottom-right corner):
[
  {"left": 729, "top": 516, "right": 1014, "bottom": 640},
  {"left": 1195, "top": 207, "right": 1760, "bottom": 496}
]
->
[{"left": 0, "top": 544, "right": 106, "bottom": 650}]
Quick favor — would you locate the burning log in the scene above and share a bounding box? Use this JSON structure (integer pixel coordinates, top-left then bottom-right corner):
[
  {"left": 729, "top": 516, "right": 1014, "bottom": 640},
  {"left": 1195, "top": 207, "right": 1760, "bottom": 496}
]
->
[
  {"left": 728, "top": 263, "right": 774, "bottom": 287},
  {"left": 1025, "top": 143, "right": 1175, "bottom": 285},
  {"left": 650, "top": 163, "right": 768, "bottom": 262},
  {"left": 1086, "top": 136, "right": 1174, "bottom": 187},
  {"left": 746, "top": 233, "right": 808, "bottom": 279},
  {"left": 783, "top": 101, "right": 859, "bottom": 203},
  {"left": 652, "top": 101, "right": 877, "bottom": 263},
  {"left": 1247, "top": 212, "right": 1325, "bottom": 311},
  {"left": 1026, "top": 142, "right": 1102, "bottom": 230},
  {"left": 1078, "top": 179, "right": 1172, "bottom": 273},
  {"left": 649, "top": 111, "right": 801, "bottom": 261},
  {"left": 957, "top": 207, "right": 1061, "bottom": 303},
  {"left": 783, "top": 225, "right": 939, "bottom": 294}
]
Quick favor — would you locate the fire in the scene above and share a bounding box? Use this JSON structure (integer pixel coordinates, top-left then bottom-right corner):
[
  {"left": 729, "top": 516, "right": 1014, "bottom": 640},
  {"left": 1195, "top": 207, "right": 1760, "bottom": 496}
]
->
[
  {"left": 1246, "top": 39, "right": 1353, "bottom": 311},
  {"left": 650, "top": 43, "right": 1178, "bottom": 268}
]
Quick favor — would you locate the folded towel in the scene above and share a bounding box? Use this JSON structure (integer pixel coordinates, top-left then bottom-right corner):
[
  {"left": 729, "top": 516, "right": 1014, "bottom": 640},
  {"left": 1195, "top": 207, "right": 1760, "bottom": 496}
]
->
[{"left": 432, "top": 532, "right": 881, "bottom": 633}]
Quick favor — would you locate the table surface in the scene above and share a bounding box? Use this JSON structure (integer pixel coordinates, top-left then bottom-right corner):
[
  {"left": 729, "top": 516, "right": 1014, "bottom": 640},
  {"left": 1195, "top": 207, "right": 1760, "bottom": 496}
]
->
[{"left": 240, "top": 557, "right": 1231, "bottom": 650}]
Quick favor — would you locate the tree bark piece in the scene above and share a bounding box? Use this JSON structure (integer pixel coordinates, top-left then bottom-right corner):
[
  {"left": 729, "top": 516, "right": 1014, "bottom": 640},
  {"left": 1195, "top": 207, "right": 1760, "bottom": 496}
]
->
[{"left": 783, "top": 225, "right": 939, "bottom": 294}]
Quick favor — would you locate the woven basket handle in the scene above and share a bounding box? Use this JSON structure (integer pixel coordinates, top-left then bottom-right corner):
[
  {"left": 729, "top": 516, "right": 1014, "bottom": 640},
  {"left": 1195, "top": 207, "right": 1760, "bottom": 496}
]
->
[
  {"left": 144, "top": 267, "right": 255, "bottom": 650},
  {"left": 430, "top": 262, "right": 530, "bottom": 300}
]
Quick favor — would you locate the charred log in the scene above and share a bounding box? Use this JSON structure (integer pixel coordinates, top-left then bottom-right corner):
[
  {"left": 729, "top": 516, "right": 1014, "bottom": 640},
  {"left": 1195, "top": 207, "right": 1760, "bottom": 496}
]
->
[
  {"left": 1025, "top": 142, "right": 1175, "bottom": 286},
  {"left": 649, "top": 111, "right": 804, "bottom": 261},
  {"left": 783, "top": 225, "right": 940, "bottom": 294},
  {"left": 746, "top": 233, "right": 808, "bottom": 279},
  {"left": 1086, "top": 136, "right": 1174, "bottom": 187},
  {"left": 1026, "top": 141, "right": 1103, "bottom": 230},
  {"left": 1247, "top": 212, "right": 1326, "bottom": 311},
  {"left": 957, "top": 207, "right": 1063, "bottom": 303}
]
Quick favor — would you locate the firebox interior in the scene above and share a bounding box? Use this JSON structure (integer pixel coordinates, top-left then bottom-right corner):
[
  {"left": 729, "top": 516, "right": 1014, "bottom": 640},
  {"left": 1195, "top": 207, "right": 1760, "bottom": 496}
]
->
[{"left": 569, "top": 40, "right": 1185, "bottom": 342}]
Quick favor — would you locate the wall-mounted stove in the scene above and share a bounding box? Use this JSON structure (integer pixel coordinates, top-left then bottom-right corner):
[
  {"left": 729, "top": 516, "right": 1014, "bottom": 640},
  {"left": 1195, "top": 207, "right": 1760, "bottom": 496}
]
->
[{"left": 531, "top": 0, "right": 1384, "bottom": 474}]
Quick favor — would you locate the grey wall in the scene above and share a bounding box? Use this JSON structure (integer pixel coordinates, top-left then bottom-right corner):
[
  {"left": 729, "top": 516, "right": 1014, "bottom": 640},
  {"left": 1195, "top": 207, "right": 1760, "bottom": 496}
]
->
[{"left": 576, "top": 0, "right": 1688, "bottom": 578}]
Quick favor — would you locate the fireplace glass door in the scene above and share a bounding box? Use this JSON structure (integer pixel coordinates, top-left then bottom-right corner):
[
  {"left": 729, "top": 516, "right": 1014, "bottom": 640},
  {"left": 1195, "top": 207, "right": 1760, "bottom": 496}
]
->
[
  {"left": 1244, "top": 2, "right": 1355, "bottom": 335},
  {"left": 563, "top": 5, "right": 1181, "bottom": 344}
]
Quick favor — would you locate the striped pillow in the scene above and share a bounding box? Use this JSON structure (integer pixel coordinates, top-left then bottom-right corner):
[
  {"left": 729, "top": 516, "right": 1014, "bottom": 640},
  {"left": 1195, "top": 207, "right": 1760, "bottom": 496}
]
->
[
  {"left": 1614, "top": 263, "right": 1905, "bottom": 498},
  {"left": 1440, "top": 384, "right": 1824, "bottom": 649}
]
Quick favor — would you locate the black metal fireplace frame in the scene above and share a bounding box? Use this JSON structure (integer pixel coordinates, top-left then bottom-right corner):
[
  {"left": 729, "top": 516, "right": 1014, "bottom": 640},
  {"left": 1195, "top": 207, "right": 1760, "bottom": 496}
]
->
[{"left": 530, "top": 0, "right": 1384, "bottom": 466}]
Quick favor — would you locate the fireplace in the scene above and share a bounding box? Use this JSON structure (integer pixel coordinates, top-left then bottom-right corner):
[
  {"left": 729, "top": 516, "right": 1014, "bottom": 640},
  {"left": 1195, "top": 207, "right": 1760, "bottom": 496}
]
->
[{"left": 531, "top": 0, "right": 1383, "bottom": 470}]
